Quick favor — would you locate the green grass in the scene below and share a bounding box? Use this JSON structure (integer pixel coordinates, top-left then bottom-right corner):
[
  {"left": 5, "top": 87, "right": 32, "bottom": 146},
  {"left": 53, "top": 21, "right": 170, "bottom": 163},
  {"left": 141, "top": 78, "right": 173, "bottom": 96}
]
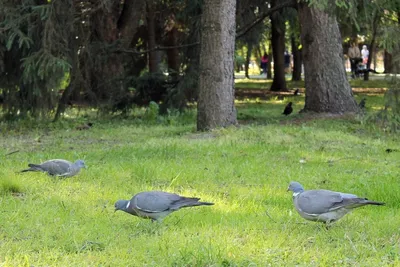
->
[
  {"left": 1, "top": 95, "right": 400, "bottom": 266},
  {"left": 235, "top": 75, "right": 392, "bottom": 90}
]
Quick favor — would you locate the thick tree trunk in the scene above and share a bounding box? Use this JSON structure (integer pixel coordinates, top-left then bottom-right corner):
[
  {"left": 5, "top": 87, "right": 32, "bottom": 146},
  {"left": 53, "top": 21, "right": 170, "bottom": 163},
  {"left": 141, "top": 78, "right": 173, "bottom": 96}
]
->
[
  {"left": 118, "top": 0, "right": 145, "bottom": 49},
  {"left": 270, "top": 0, "right": 287, "bottom": 91},
  {"left": 91, "top": 4, "right": 125, "bottom": 102},
  {"left": 291, "top": 34, "right": 302, "bottom": 81},
  {"left": 297, "top": 2, "right": 358, "bottom": 113},
  {"left": 146, "top": 1, "right": 158, "bottom": 73},
  {"left": 197, "top": 0, "right": 237, "bottom": 131}
]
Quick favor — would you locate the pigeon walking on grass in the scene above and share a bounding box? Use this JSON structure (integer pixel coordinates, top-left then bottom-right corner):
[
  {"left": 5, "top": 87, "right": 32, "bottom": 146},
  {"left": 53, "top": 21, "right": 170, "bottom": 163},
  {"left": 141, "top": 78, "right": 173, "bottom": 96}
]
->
[
  {"left": 282, "top": 102, "right": 293, "bottom": 116},
  {"left": 287, "top": 181, "right": 384, "bottom": 225},
  {"left": 115, "top": 191, "right": 214, "bottom": 222},
  {"left": 21, "top": 159, "right": 86, "bottom": 178}
]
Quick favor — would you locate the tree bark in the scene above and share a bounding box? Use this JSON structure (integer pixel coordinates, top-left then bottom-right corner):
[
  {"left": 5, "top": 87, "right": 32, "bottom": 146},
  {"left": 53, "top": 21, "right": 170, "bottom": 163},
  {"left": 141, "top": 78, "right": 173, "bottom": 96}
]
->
[
  {"left": 291, "top": 34, "right": 302, "bottom": 81},
  {"left": 297, "top": 2, "right": 358, "bottom": 113},
  {"left": 146, "top": 1, "right": 158, "bottom": 73},
  {"left": 197, "top": 0, "right": 237, "bottom": 131},
  {"left": 364, "top": 11, "right": 380, "bottom": 81},
  {"left": 118, "top": 0, "right": 145, "bottom": 49},
  {"left": 165, "top": 14, "right": 180, "bottom": 75},
  {"left": 270, "top": 0, "right": 287, "bottom": 91},
  {"left": 384, "top": 50, "right": 393, "bottom": 74},
  {"left": 90, "top": 3, "right": 125, "bottom": 102}
]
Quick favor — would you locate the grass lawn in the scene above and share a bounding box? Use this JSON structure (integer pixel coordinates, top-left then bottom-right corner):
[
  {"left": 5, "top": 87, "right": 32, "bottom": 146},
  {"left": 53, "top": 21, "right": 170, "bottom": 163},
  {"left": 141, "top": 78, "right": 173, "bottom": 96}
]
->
[
  {"left": 1, "top": 93, "right": 400, "bottom": 266},
  {"left": 235, "top": 75, "right": 393, "bottom": 90}
]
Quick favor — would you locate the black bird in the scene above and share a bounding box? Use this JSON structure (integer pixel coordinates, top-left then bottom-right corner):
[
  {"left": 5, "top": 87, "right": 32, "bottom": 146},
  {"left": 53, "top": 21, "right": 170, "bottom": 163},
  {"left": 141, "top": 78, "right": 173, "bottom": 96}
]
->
[
  {"left": 293, "top": 89, "right": 300, "bottom": 96},
  {"left": 355, "top": 68, "right": 381, "bottom": 77},
  {"left": 282, "top": 102, "right": 293, "bottom": 116},
  {"left": 359, "top": 98, "right": 366, "bottom": 109}
]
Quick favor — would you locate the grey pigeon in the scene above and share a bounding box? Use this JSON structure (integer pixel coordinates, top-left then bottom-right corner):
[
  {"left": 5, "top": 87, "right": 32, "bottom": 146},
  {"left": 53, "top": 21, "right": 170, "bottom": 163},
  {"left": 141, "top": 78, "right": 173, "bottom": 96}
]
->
[
  {"left": 21, "top": 159, "right": 86, "bottom": 177},
  {"left": 287, "top": 181, "right": 384, "bottom": 224},
  {"left": 115, "top": 191, "right": 214, "bottom": 222}
]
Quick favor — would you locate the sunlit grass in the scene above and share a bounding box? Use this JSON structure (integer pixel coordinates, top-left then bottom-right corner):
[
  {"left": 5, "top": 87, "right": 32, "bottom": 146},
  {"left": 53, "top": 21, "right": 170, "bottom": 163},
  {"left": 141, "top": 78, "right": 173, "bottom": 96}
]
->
[
  {"left": 0, "top": 94, "right": 399, "bottom": 266},
  {"left": 235, "top": 75, "right": 394, "bottom": 90}
]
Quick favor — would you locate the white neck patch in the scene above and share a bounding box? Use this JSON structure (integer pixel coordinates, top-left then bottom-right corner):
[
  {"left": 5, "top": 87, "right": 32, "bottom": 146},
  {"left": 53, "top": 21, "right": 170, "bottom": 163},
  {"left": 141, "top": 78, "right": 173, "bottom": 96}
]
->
[
  {"left": 293, "top": 192, "right": 301, "bottom": 197},
  {"left": 126, "top": 201, "right": 131, "bottom": 209}
]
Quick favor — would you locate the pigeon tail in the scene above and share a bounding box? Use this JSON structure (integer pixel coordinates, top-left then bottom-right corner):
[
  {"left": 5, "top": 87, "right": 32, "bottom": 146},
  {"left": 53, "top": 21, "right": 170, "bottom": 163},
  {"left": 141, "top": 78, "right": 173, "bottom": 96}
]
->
[
  {"left": 362, "top": 200, "right": 385, "bottom": 206},
  {"left": 344, "top": 198, "right": 385, "bottom": 209},
  {"left": 20, "top": 164, "right": 43, "bottom": 172},
  {"left": 171, "top": 197, "right": 214, "bottom": 210}
]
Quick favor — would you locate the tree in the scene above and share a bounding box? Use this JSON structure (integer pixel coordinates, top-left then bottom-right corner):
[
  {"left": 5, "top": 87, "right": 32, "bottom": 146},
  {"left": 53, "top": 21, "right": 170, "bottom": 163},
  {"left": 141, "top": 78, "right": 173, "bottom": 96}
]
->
[
  {"left": 197, "top": 0, "right": 237, "bottom": 130},
  {"left": 270, "top": 0, "right": 288, "bottom": 91},
  {"left": 287, "top": 9, "right": 302, "bottom": 81},
  {"left": 297, "top": 2, "right": 359, "bottom": 113},
  {"left": 291, "top": 34, "right": 302, "bottom": 81},
  {"left": 1, "top": 0, "right": 72, "bottom": 118}
]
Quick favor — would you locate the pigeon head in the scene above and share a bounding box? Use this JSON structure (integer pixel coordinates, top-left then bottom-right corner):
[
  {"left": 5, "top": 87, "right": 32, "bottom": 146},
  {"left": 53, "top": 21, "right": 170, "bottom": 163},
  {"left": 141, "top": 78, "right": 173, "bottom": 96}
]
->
[
  {"left": 287, "top": 181, "right": 304, "bottom": 195},
  {"left": 114, "top": 200, "right": 129, "bottom": 212},
  {"left": 288, "top": 102, "right": 293, "bottom": 107},
  {"left": 75, "top": 160, "right": 86, "bottom": 169}
]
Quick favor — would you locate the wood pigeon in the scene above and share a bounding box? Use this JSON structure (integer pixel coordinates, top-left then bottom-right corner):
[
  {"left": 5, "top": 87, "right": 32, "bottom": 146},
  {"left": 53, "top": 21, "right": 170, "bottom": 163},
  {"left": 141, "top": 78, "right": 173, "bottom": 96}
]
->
[
  {"left": 287, "top": 181, "right": 384, "bottom": 224},
  {"left": 114, "top": 191, "right": 214, "bottom": 222},
  {"left": 21, "top": 159, "right": 86, "bottom": 178}
]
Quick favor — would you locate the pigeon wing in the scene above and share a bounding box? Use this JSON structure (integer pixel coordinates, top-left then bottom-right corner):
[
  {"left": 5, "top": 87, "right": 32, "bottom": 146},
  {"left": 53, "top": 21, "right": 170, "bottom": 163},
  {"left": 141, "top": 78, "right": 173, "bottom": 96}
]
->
[
  {"left": 133, "top": 191, "right": 181, "bottom": 213},
  {"left": 297, "top": 190, "right": 346, "bottom": 214},
  {"left": 40, "top": 160, "right": 72, "bottom": 176}
]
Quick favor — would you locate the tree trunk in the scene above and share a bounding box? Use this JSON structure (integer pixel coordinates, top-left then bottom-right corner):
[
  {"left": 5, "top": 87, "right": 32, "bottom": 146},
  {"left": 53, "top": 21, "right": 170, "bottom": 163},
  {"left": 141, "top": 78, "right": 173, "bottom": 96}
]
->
[
  {"left": 297, "top": 2, "right": 358, "bottom": 113},
  {"left": 146, "top": 1, "right": 158, "bottom": 73},
  {"left": 384, "top": 50, "right": 394, "bottom": 73},
  {"left": 364, "top": 12, "right": 380, "bottom": 81},
  {"left": 118, "top": 0, "right": 146, "bottom": 49},
  {"left": 291, "top": 34, "right": 302, "bottom": 81},
  {"left": 54, "top": 38, "right": 80, "bottom": 121},
  {"left": 90, "top": 3, "right": 125, "bottom": 102},
  {"left": 165, "top": 14, "right": 180, "bottom": 75},
  {"left": 245, "top": 43, "right": 252, "bottom": 79},
  {"left": 197, "top": 0, "right": 237, "bottom": 131},
  {"left": 266, "top": 45, "right": 272, "bottom": 79},
  {"left": 270, "top": 0, "right": 287, "bottom": 91}
]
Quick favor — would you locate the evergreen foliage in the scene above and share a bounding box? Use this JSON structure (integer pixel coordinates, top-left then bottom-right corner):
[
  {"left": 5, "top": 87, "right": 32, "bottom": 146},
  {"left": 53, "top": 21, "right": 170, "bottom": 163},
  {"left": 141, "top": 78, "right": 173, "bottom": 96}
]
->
[{"left": 0, "top": 0, "right": 73, "bottom": 118}]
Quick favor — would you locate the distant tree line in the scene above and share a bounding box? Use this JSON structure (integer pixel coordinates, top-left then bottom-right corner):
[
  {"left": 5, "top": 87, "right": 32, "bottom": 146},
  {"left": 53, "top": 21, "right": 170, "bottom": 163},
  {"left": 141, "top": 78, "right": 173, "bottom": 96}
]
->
[{"left": 0, "top": 0, "right": 399, "bottom": 130}]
